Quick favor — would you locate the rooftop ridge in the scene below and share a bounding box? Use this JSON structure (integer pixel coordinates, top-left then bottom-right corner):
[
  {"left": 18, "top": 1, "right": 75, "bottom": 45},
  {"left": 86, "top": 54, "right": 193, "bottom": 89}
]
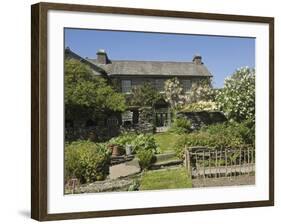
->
[{"left": 87, "top": 58, "right": 195, "bottom": 64}]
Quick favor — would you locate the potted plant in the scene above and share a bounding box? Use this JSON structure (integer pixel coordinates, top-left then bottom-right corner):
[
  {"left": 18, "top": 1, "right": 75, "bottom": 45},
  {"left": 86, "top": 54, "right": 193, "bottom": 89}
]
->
[
  {"left": 107, "top": 143, "right": 114, "bottom": 154},
  {"left": 112, "top": 144, "right": 121, "bottom": 156},
  {"left": 125, "top": 144, "right": 132, "bottom": 156}
]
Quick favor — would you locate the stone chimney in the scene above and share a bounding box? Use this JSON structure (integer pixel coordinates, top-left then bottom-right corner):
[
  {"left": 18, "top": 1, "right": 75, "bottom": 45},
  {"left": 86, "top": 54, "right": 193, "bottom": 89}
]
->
[
  {"left": 96, "top": 49, "right": 109, "bottom": 64},
  {"left": 193, "top": 54, "right": 203, "bottom": 65}
]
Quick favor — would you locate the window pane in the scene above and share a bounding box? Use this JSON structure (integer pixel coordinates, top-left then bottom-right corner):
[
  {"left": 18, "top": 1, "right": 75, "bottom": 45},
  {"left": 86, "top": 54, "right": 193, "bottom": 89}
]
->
[
  {"left": 182, "top": 79, "right": 191, "bottom": 92},
  {"left": 121, "top": 80, "right": 132, "bottom": 93},
  {"left": 155, "top": 79, "right": 164, "bottom": 91}
]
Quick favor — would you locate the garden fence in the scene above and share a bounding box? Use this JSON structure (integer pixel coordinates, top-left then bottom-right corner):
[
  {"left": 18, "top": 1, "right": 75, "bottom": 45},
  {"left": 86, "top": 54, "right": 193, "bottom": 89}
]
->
[{"left": 185, "top": 145, "right": 255, "bottom": 179}]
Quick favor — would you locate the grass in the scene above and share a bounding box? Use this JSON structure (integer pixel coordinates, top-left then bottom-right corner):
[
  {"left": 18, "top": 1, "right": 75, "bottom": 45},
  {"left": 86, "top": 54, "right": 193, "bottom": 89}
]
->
[
  {"left": 154, "top": 132, "right": 182, "bottom": 153},
  {"left": 139, "top": 167, "right": 192, "bottom": 190}
]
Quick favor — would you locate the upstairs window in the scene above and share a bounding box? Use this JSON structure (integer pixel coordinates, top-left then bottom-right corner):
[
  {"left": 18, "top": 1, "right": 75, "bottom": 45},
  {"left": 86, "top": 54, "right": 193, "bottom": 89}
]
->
[
  {"left": 182, "top": 79, "right": 192, "bottom": 92},
  {"left": 155, "top": 79, "right": 165, "bottom": 92},
  {"left": 121, "top": 80, "right": 132, "bottom": 93}
]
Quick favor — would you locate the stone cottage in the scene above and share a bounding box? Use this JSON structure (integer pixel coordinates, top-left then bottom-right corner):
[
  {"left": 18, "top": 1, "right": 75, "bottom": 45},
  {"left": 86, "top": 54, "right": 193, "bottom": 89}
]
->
[{"left": 65, "top": 48, "right": 213, "bottom": 136}]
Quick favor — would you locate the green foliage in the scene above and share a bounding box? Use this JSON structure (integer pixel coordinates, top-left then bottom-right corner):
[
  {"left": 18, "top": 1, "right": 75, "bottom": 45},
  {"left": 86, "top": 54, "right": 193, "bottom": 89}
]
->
[
  {"left": 154, "top": 132, "right": 182, "bottom": 153},
  {"left": 128, "top": 82, "right": 162, "bottom": 107},
  {"left": 169, "top": 117, "right": 191, "bottom": 134},
  {"left": 216, "top": 67, "right": 255, "bottom": 123},
  {"left": 109, "top": 133, "right": 159, "bottom": 154},
  {"left": 127, "top": 179, "right": 140, "bottom": 191},
  {"left": 133, "top": 134, "right": 158, "bottom": 169},
  {"left": 65, "top": 141, "right": 111, "bottom": 183},
  {"left": 109, "top": 132, "right": 137, "bottom": 146},
  {"left": 131, "top": 134, "right": 159, "bottom": 154},
  {"left": 109, "top": 133, "right": 158, "bottom": 169},
  {"left": 137, "top": 149, "right": 155, "bottom": 170},
  {"left": 139, "top": 167, "right": 192, "bottom": 190},
  {"left": 174, "top": 122, "right": 254, "bottom": 159},
  {"left": 65, "top": 59, "right": 126, "bottom": 120}
]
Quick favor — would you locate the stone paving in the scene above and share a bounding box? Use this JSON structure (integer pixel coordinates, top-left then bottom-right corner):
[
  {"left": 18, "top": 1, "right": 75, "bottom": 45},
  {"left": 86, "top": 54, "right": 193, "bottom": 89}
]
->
[{"left": 109, "top": 158, "right": 141, "bottom": 179}]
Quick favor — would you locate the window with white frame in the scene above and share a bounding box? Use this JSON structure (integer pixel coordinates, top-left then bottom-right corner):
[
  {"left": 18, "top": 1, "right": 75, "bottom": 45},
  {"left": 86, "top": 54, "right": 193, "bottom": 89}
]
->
[
  {"left": 121, "top": 80, "right": 132, "bottom": 93},
  {"left": 182, "top": 79, "right": 192, "bottom": 92}
]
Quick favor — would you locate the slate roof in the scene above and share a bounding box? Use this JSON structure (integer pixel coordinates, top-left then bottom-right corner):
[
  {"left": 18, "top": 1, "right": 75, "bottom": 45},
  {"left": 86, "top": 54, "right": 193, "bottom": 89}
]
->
[
  {"left": 87, "top": 59, "right": 212, "bottom": 77},
  {"left": 65, "top": 48, "right": 212, "bottom": 77}
]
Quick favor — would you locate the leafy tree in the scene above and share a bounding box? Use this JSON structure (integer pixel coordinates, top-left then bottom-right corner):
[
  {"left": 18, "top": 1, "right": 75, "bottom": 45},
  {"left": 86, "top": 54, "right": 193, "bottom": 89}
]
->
[
  {"left": 128, "top": 82, "right": 162, "bottom": 107},
  {"left": 65, "top": 59, "right": 126, "bottom": 120},
  {"left": 216, "top": 67, "right": 255, "bottom": 123}
]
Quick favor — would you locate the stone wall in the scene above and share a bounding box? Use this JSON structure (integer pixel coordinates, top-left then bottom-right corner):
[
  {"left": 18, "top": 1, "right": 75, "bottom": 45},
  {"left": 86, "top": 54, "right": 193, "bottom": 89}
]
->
[
  {"left": 138, "top": 107, "right": 154, "bottom": 133},
  {"left": 121, "top": 106, "right": 154, "bottom": 134},
  {"left": 177, "top": 111, "right": 227, "bottom": 130}
]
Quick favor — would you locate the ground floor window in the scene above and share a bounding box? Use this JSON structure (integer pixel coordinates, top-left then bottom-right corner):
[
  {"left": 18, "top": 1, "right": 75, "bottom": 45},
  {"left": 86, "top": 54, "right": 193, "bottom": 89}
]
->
[
  {"left": 155, "top": 79, "right": 165, "bottom": 92},
  {"left": 121, "top": 80, "right": 132, "bottom": 93}
]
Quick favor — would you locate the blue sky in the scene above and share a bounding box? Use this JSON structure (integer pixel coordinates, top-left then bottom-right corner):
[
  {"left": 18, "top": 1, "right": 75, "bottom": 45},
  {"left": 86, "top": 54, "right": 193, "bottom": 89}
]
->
[{"left": 65, "top": 28, "right": 255, "bottom": 88}]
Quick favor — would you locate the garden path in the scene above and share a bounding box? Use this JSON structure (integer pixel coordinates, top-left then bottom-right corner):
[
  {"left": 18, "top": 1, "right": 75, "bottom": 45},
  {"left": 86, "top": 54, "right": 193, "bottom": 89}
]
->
[{"left": 109, "top": 158, "right": 141, "bottom": 179}]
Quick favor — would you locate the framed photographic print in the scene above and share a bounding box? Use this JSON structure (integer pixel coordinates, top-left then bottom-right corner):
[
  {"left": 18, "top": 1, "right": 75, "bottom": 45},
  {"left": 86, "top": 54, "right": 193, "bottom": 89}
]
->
[{"left": 31, "top": 2, "right": 274, "bottom": 221}]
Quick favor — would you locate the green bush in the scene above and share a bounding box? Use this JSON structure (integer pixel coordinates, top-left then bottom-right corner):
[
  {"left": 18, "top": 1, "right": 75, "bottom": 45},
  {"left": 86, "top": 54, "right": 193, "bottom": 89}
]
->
[
  {"left": 137, "top": 148, "right": 155, "bottom": 170},
  {"left": 109, "top": 133, "right": 159, "bottom": 154},
  {"left": 131, "top": 134, "right": 159, "bottom": 154},
  {"left": 65, "top": 141, "right": 111, "bottom": 183},
  {"left": 202, "top": 120, "right": 255, "bottom": 145},
  {"left": 174, "top": 122, "right": 254, "bottom": 159},
  {"left": 109, "top": 132, "right": 137, "bottom": 147},
  {"left": 169, "top": 117, "right": 191, "bottom": 134},
  {"left": 109, "top": 133, "right": 158, "bottom": 169}
]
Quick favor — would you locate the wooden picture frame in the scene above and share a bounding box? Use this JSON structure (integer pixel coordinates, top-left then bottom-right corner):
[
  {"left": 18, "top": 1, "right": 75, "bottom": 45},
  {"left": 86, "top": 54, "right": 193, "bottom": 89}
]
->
[{"left": 31, "top": 2, "right": 274, "bottom": 221}]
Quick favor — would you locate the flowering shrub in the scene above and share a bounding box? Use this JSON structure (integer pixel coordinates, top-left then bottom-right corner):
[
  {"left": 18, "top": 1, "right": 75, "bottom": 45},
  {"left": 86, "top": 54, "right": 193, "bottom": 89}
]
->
[
  {"left": 216, "top": 67, "right": 255, "bottom": 123},
  {"left": 164, "top": 78, "right": 185, "bottom": 109},
  {"left": 181, "top": 101, "right": 218, "bottom": 112},
  {"left": 186, "top": 79, "right": 215, "bottom": 103},
  {"left": 164, "top": 78, "right": 216, "bottom": 112}
]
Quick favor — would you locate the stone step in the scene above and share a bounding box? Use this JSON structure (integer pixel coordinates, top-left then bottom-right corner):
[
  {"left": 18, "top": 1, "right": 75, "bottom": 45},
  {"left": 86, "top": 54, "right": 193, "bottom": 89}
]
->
[
  {"left": 150, "top": 159, "right": 183, "bottom": 170},
  {"left": 109, "top": 158, "right": 141, "bottom": 179},
  {"left": 155, "top": 152, "right": 177, "bottom": 163},
  {"left": 110, "top": 155, "right": 134, "bottom": 165}
]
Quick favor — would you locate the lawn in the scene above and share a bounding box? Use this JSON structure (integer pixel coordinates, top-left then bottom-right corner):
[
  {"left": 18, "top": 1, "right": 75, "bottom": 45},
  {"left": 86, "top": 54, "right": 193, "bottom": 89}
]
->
[
  {"left": 154, "top": 132, "right": 182, "bottom": 152},
  {"left": 139, "top": 167, "right": 192, "bottom": 190}
]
